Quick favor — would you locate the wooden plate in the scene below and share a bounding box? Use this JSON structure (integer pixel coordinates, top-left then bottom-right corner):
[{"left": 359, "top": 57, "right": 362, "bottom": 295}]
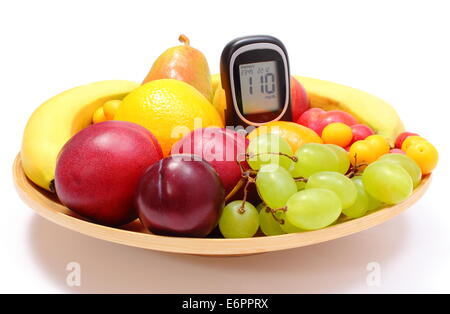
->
[{"left": 13, "top": 155, "right": 431, "bottom": 256}]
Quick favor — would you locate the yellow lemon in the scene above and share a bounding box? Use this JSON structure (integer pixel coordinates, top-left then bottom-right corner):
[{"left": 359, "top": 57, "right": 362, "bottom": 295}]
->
[{"left": 115, "top": 79, "right": 223, "bottom": 156}]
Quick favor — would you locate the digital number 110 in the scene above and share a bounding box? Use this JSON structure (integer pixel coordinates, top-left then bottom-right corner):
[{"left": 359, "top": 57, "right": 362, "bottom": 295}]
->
[{"left": 248, "top": 73, "right": 275, "bottom": 95}]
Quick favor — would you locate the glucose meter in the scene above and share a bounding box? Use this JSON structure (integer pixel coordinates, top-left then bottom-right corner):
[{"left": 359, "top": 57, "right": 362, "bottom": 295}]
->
[{"left": 220, "top": 35, "right": 292, "bottom": 127}]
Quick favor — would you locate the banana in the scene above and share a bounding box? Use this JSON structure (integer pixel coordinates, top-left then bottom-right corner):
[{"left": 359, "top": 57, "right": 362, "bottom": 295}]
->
[
  {"left": 211, "top": 73, "right": 221, "bottom": 95},
  {"left": 212, "top": 84, "right": 226, "bottom": 122},
  {"left": 21, "top": 80, "right": 139, "bottom": 191},
  {"left": 294, "top": 76, "right": 404, "bottom": 146}
]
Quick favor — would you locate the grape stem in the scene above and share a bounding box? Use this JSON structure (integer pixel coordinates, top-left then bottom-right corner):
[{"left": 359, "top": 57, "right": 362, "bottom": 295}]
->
[
  {"left": 238, "top": 177, "right": 255, "bottom": 214},
  {"left": 235, "top": 155, "right": 258, "bottom": 177},
  {"left": 293, "top": 177, "right": 308, "bottom": 183},
  {"left": 245, "top": 152, "right": 298, "bottom": 163},
  {"left": 226, "top": 157, "right": 258, "bottom": 213},
  {"left": 346, "top": 153, "right": 367, "bottom": 178},
  {"left": 225, "top": 178, "right": 245, "bottom": 202},
  {"left": 225, "top": 159, "right": 257, "bottom": 202},
  {"left": 265, "top": 205, "right": 288, "bottom": 224}
]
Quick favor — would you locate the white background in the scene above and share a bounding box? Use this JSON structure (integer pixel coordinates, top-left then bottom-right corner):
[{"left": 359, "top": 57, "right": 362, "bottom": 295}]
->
[{"left": 1, "top": 0, "right": 449, "bottom": 293}]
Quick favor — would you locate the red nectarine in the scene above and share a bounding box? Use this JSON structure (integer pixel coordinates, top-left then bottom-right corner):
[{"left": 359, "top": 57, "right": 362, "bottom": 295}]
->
[{"left": 55, "top": 121, "right": 163, "bottom": 226}]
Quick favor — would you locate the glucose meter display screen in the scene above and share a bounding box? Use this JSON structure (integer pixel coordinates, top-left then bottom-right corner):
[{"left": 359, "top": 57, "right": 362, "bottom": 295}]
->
[{"left": 239, "top": 61, "right": 281, "bottom": 114}]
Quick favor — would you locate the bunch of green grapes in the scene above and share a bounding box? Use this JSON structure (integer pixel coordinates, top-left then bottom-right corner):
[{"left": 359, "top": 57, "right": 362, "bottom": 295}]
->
[{"left": 218, "top": 134, "right": 421, "bottom": 238}]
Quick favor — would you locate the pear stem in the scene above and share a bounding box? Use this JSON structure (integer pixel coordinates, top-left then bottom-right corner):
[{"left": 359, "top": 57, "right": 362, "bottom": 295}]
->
[{"left": 178, "top": 34, "right": 190, "bottom": 46}]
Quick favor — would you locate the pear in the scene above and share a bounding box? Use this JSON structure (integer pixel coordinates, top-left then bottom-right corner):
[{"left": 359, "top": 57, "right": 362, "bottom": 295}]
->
[{"left": 143, "top": 35, "right": 213, "bottom": 102}]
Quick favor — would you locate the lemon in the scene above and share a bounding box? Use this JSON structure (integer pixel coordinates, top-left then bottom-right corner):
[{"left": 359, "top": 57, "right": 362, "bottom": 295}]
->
[{"left": 115, "top": 79, "right": 223, "bottom": 156}]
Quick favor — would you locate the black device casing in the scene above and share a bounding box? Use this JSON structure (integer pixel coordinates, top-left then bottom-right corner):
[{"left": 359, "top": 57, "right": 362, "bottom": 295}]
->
[{"left": 220, "top": 35, "right": 292, "bottom": 128}]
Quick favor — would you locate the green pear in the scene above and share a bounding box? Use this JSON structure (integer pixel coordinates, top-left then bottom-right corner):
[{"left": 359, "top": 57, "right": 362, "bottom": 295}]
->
[{"left": 143, "top": 35, "right": 213, "bottom": 102}]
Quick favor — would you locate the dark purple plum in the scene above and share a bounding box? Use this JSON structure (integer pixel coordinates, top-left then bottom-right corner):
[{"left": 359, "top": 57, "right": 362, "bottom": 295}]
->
[{"left": 135, "top": 155, "right": 225, "bottom": 237}]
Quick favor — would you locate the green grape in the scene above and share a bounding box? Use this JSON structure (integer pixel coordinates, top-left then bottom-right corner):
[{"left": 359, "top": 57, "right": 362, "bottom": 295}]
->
[
  {"left": 343, "top": 177, "right": 369, "bottom": 218},
  {"left": 279, "top": 212, "right": 304, "bottom": 233},
  {"left": 247, "top": 133, "right": 293, "bottom": 170},
  {"left": 219, "top": 201, "right": 259, "bottom": 238},
  {"left": 305, "top": 171, "right": 357, "bottom": 209},
  {"left": 296, "top": 180, "right": 306, "bottom": 191},
  {"left": 256, "top": 202, "right": 266, "bottom": 212},
  {"left": 378, "top": 153, "right": 422, "bottom": 188},
  {"left": 256, "top": 164, "right": 297, "bottom": 209},
  {"left": 352, "top": 176, "right": 382, "bottom": 211},
  {"left": 259, "top": 206, "right": 285, "bottom": 236},
  {"left": 362, "top": 161, "right": 413, "bottom": 205},
  {"left": 291, "top": 143, "right": 340, "bottom": 178},
  {"left": 367, "top": 193, "right": 383, "bottom": 211},
  {"left": 325, "top": 144, "right": 351, "bottom": 174},
  {"left": 285, "top": 188, "right": 342, "bottom": 230}
]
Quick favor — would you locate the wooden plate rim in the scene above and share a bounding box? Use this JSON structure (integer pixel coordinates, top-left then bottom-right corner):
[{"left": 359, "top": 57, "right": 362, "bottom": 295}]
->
[{"left": 13, "top": 154, "right": 431, "bottom": 256}]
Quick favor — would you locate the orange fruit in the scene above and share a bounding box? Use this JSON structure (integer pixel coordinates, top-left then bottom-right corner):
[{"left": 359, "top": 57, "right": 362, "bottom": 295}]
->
[
  {"left": 92, "top": 107, "right": 107, "bottom": 124},
  {"left": 103, "top": 100, "right": 122, "bottom": 120},
  {"left": 365, "top": 134, "right": 390, "bottom": 157},
  {"left": 348, "top": 140, "right": 377, "bottom": 169},
  {"left": 405, "top": 140, "right": 438, "bottom": 174},
  {"left": 247, "top": 121, "right": 322, "bottom": 152},
  {"left": 321, "top": 122, "right": 353, "bottom": 147},
  {"left": 401, "top": 135, "right": 428, "bottom": 152},
  {"left": 114, "top": 79, "right": 223, "bottom": 156}
]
